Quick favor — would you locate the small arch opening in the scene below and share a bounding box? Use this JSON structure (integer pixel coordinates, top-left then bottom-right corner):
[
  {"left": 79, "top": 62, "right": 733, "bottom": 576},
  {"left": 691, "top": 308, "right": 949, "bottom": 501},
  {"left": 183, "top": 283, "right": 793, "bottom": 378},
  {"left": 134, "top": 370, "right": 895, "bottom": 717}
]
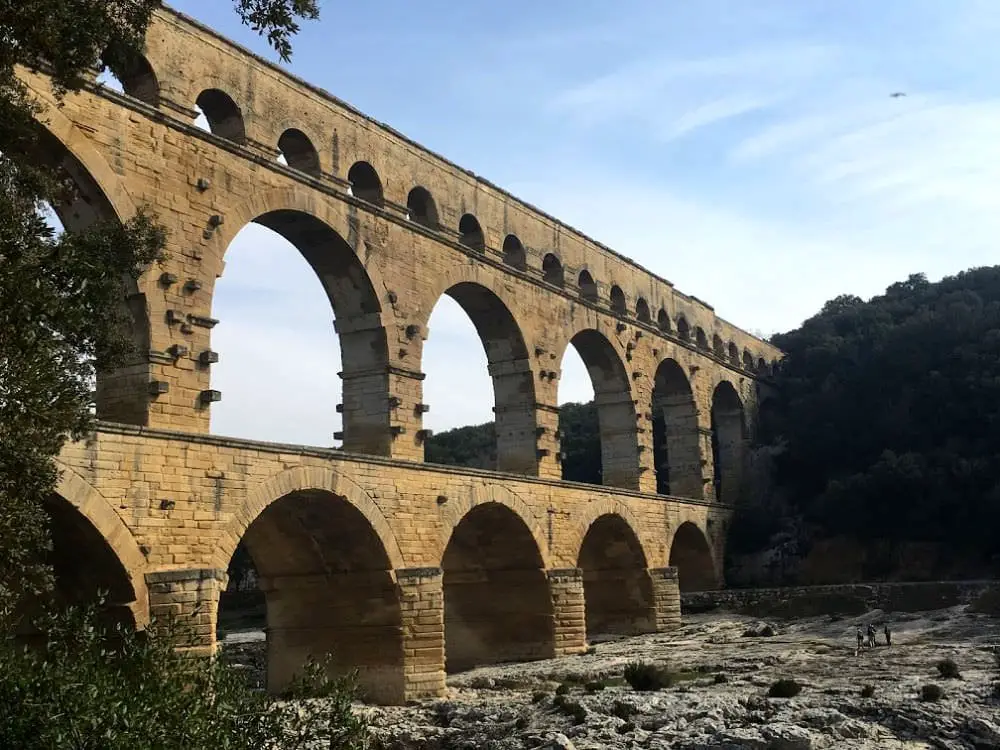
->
[
  {"left": 406, "top": 186, "right": 439, "bottom": 229},
  {"left": 610, "top": 285, "right": 627, "bottom": 315},
  {"left": 696, "top": 327, "right": 709, "bottom": 350},
  {"left": 652, "top": 359, "right": 701, "bottom": 498},
  {"left": 542, "top": 253, "right": 564, "bottom": 286},
  {"left": 742, "top": 349, "right": 754, "bottom": 370},
  {"left": 657, "top": 308, "right": 672, "bottom": 332},
  {"left": 727, "top": 342, "right": 739, "bottom": 365},
  {"left": 676, "top": 316, "right": 690, "bottom": 341},
  {"left": 347, "top": 161, "right": 384, "bottom": 207},
  {"left": 757, "top": 357, "right": 771, "bottom": 375},
  {"left": 502, "top": 234, "right": 527, "bottom": 271},
  {"left": 636, "top": 297, "right": 651, "bottom": 324},
  {"left": 98, "top": 48, "right": 160, "bottom": 104},
  {"left": 578, "top": 270, "right": 598, "bottom": 301},
  {"left": 712, "top": 334, "right": 725, "bottom": 358},
  {"left": 277, "top": 129, "right": 321, "bottom": 175},
  {"left": 458, "top": 214, "right": 485, "bottom": 251},
  {"left": 195, "top": 89, "right": 246, "bottom": 143}
]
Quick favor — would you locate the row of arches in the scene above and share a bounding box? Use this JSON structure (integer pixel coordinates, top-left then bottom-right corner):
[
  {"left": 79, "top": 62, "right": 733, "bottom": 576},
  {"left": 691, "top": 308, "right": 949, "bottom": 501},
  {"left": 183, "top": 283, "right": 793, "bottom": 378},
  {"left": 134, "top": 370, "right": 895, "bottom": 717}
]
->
[
  {"left": 36, "top": 475, "right": 718, "bottom": 701},
  {"left": 94, "top": 56, "right": 776, "bottom": 376}
]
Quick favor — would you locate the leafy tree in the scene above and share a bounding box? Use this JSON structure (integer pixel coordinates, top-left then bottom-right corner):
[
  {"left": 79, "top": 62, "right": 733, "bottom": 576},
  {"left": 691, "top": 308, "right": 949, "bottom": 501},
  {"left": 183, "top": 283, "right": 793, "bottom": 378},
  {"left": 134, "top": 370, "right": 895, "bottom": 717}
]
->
[{"left": 0, "top": 0, "right": 318, "bottom": 622}]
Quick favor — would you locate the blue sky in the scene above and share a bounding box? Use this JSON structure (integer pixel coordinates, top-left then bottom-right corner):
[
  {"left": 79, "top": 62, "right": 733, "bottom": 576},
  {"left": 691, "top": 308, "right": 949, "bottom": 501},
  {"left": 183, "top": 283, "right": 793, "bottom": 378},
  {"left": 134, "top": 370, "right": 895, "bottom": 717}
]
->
[{"left": 151, "top": 0, "right": 1000, "bottom": 446}]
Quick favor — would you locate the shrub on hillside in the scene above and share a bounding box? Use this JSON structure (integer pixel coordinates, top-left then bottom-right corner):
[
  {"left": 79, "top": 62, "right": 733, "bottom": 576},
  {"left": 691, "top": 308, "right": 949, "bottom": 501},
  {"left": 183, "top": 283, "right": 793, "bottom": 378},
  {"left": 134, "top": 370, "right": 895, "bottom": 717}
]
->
[
  {"left": 860, "top": 684, "right": 875, "bottom": 698},
  {"left": 921, "top": 683, "right": 943, "bottom": 702},
  {"left": 623, "top": 662, "right": 674, "bottom": 691},
  {"left": 0, "top": 603, "right": 369, "bottom": 750},
  {"left": 936, "top": 658, "right": 961, "bottom": 679},
  {"left": 768, "top": 678, "right": 802, "bottom": 698}
]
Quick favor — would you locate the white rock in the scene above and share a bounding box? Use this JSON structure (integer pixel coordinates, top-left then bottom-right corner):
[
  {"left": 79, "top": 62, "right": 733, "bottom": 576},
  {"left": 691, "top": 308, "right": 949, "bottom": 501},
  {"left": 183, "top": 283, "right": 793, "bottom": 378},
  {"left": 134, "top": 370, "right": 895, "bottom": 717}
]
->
[
  {"left": 760, "top": 722, "right": 814, "bottom": 750},
  {"left": 539, "top": 732, "right": 576, "bottom": 750}
]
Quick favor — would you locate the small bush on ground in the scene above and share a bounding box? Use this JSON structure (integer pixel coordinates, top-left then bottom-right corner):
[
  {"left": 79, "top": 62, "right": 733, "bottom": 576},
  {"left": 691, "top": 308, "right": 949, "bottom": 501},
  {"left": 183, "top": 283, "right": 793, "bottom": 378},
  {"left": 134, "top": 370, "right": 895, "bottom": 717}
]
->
[
  {"left": 936, "top": 658, "right": 961, "bottom": 679},
  {"left": 555, "top": 682, "right": 571, "bottom": 696},
  {"left": 768, "top": 678, "right": 802, "bottom": 698},
  {"left": 714, "top": 673, "right": 728, "bottom": 684},
  {"left": 624, "top": 662, "right": 674, "bottom": 691},
  {"left": 861, "top": 684, "right": 875, "bottom": 698},
  {"left": 531, "top": 691, "right": 548, "bottom": 703},
  {"left": 585, "top": 680, "right": 605, "bottom": 693},
  {"left": 0, "top": 603, "right": 369, "bottom": 750},
  {"left": 555, "top": 698, "right": 587, "bottom": 725},
  {"left": 921, "top": 683, "right": 943, "bottom": 702},
  {"left": 611, "top": 700, "right": 638, "bottom": 720}
]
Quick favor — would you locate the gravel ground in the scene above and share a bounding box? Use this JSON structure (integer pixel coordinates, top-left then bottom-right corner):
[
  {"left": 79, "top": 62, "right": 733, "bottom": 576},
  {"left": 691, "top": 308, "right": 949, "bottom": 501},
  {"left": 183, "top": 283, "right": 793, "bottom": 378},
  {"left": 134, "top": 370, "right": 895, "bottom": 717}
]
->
[{"left": 222, "top": 605, "right": 1000, "bottom": 749}]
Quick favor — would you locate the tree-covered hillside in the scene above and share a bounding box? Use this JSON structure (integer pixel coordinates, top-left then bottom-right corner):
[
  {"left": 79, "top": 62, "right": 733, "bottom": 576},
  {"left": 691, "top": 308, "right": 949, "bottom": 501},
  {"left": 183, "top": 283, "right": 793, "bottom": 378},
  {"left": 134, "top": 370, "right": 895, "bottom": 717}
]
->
[{"left": 757, "top": 269, "right": 1000, "bottom": 576}]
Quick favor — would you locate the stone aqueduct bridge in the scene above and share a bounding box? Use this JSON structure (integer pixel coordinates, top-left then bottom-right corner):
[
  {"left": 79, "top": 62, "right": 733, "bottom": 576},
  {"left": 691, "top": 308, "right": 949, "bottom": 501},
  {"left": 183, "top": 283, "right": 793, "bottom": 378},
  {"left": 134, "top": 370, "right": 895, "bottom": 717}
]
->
[{"left": 30, "top": 7, "right": 782, "bottom": 703}]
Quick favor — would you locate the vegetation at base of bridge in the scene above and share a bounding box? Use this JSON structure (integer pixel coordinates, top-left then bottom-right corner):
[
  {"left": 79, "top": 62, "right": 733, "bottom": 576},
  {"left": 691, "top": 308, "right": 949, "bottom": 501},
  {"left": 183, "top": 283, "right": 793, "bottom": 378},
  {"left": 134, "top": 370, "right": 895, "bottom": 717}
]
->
[
  {"left": 0, "top": 2, "right": 372, "bottom": 748},
  {"left": 729, "top": 269, "right": 1000, "bottom": 581}
]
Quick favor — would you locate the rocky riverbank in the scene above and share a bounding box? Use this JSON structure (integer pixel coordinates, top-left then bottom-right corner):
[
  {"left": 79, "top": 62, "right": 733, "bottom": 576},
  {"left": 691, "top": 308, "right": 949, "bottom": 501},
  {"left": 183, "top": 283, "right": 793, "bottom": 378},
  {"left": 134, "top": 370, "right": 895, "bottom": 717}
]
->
[{"left": 222, "top": 606, "right": 1000, "bottom": 749}]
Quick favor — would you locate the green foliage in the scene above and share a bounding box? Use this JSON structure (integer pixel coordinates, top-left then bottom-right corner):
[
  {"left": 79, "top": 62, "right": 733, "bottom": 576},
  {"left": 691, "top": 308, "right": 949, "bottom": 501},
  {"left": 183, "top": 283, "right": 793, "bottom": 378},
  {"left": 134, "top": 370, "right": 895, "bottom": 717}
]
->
[
  {"left": 611, "top": 700, "right": 638, "bottom": 720},
  {"left": 767, "top": 678, "right": 802, "bottom": 698},
  {"left": 0, "top": 603, "right": 369, "bottom": 749},
  {"left": 426, "top": 401, "right": 601, "bottom": 483},
  {"left": 714, "top": 673, "right": 729, "bottom": 684},
  {"left": 921, "top": 683, "right": 943, "bottom": 702},
  {"left": 861, "top": 684, "right": 875, "bottom": 698},
  {"left": 760, "top": 269, "right": 1000, "bottom": 567},
  {"left": 584, "top": 680, "right": 606, "bottom": 693},
  {"left": 936, "top": 658, "right": 961, "bottom": 679},
  {"left": 623, "top": 662, "right": 674, "bottom": 691},
  {"left": 0, "top": 0, "right": 320, "bottom": 623},
  {"left": 555, "top": 682, "right": 570, "bottom": 696}
]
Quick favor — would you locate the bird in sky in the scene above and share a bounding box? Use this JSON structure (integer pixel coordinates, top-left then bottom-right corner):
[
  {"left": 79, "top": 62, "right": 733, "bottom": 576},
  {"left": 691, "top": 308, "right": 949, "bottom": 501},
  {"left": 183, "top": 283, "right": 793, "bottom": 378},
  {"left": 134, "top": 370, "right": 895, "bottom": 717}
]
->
[{"left": 890, "top": 92, "right": 907, "bottom": 98}]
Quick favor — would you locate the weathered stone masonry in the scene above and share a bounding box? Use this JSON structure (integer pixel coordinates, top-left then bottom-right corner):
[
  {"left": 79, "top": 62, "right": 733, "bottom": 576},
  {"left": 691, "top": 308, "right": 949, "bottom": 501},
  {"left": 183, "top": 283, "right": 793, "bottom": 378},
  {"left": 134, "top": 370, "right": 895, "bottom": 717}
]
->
[{"left": 28, "top": 5, "right": 781, "bottom": 704}]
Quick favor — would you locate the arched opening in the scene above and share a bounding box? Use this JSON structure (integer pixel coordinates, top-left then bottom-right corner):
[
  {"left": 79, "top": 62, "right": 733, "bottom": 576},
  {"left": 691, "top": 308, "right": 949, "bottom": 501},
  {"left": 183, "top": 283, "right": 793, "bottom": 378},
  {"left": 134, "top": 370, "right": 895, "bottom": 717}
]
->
[
  {"left": 442, "top": 503, "right": 553, "bottom": 671},
  {"left": 422, "top": 283, "right": 537, "bottom": 475},
  {"left": 610, "top": 285, "right": 627, "bottom": 314},
  {"left": 23, "top": 125, "right": 150, "bottom": 425},
  {"left": 651, "top": 359, "right": 702, "bottom": 498},
  {"left": 577, "top": 515, "right": 654, "bottom": 639},
  {"left": 556, "top": 343, "right": 599, "bottom": 485},
  {"left": 696, "top": 327, "right": 709, "bottom": 350},
  {"left": 502, "top": 234, "right": 527, "bottom": 271},
  {"left": 711, "top": 382, "right": 746, "bottom": 503},
  {"left": 757, "top": 357, "right": 770, "bottom": 376},
  {"left": 669, "top": 522, "right": 717, "bottom": 592},
  {"left": 406, "top": 186, "right": 438, "bottom": 229},
  {"left": 210, "top": 211, "right": 387, "bottom": 452},
  {"left": 347, "top": 161, "right": 384, "bottom": 207},
  {"left": 14, "top": 493, "right": 141, "bottom": 642},
  {"left": 542, "top": 253, "right": 564, "bottom": 286},
  {"left": 727, "top": 342, "right": 739, "bottom": 365},
  {"left": 578, "top": 270, "right": 598, "bottom": 301},
  {"left": 742, "top": 349, "right": 754, "bottom": 370},
  {"left": 657, "top": 308, "right": 672, "bottom": 332},
  {"left": 712, "top": 334, "right": 725, "bottom": 358},
  {"left": 277, "top": 129, "right": 321, "bottom": 175},
  {"left": 195, "top": 89, "right": 246, "bottom": 143},
  {"left": 636, "top": 298, "right": 651, "bottom": 324},
  {"left": 676, "top": 316, "right": 690, "bottom": 341},
  {"left": 98, "top": 49, "right": 159, "bottom": 104},
  {"left": 458, "top": 213, "right": 485, "bottom": 251},
  {"left": 560, "top": 331, "right": 640, "bottom": 489},
  {"left": 218, "top": 491, "right": 402, "bottom": 702}
]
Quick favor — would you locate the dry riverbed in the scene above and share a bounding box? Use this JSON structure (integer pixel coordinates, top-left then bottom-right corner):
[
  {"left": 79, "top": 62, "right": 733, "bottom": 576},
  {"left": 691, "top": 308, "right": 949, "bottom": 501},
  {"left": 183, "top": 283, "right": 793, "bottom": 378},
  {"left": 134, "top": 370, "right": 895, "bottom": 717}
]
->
[{"left": 223, "top": 606, "right": 1000, "bottom": 749}]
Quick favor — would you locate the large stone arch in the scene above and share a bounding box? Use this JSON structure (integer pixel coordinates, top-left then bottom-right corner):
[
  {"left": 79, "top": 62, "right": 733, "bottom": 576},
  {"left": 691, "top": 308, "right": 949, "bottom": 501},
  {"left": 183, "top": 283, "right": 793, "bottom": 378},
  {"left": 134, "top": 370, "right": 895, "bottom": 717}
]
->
[
  {"left": 652, "top": 356, "right": 703, "bottom": 498},
  {"left": 555, "top": 324, "right": 641, "bottom": 490},
  {"left": 214, "top": 465, "right": 404, "bottom": 572},
  {"left": 51, "top": 464, "right": 150, "bottom": 628},
  {"left": 419, "top": 276, "right": 539, "bottom": 475},
  {"left": 668, "top": 520, "right": 719, "bottom": 592},
  {"left": 571, "top": 501, "right": 657, "bottom": 639},
  {"left": 437, "top": 483, "right": 550, "bottom": 569},
  {"left": 439, "top": 485, "right": 554, "bottom": 671},
  {"left": 204, "top": 189, "right": 394, "bottom": 454},
  {"left": 565, "top": 498, "right": 656, "bottom": 568},
  {"left": 215, "top": 465, "right": 406, "bottom": 702},
  {"left": 711, "top": 379, "right": 747, "bottom": 504}
]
